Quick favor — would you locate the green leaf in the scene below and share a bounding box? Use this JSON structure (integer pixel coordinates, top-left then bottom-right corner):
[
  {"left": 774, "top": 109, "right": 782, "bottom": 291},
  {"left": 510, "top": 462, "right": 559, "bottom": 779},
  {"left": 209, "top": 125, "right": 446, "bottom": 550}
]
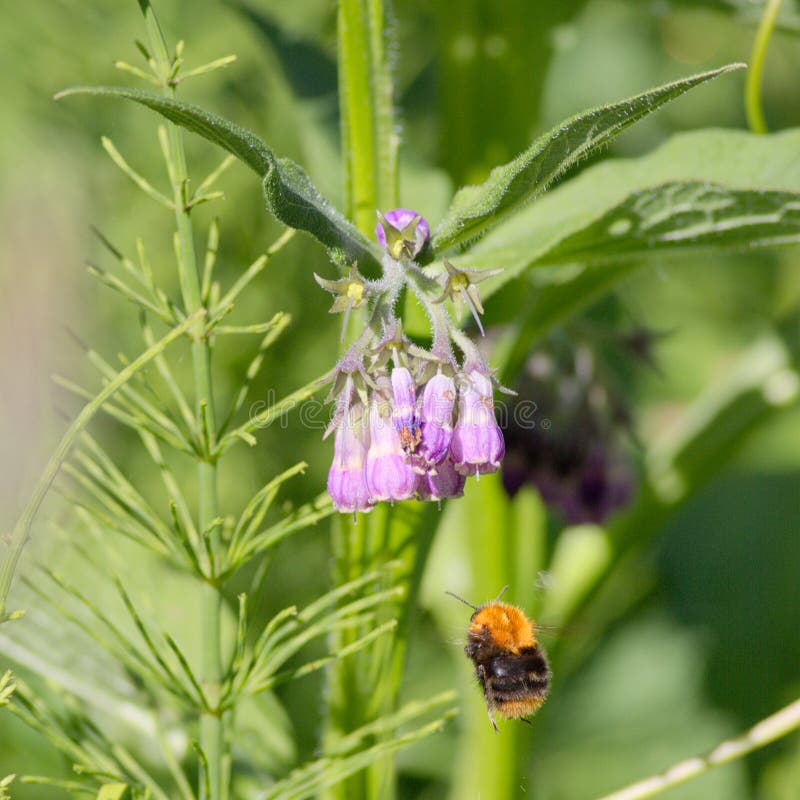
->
[
  {"left": 56, "top": 85, "right": 272, "bottom": 173},
  {"left": 98, "top": 783, "right": 129, "bottom": 800},
  {"left": 431, "top": 63, "right": 744, "bottom": 253},
  {"left": 461, "top": 128, "right": 800, "bottom": 303},
  {"left": 261, "top": 158, "right": 385, "bottom": 268},
  {"left": 544, "top": 181, "right": 800, "bottom": 264},
  {"left": 55, "top": 85, "right": 384, "bottom": 269}
]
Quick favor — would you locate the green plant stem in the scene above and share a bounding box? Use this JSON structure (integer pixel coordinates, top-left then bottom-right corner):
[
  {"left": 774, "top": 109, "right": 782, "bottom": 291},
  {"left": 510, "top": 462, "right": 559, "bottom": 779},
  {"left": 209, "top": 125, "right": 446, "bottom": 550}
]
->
[
  {"left": 449, "top": 479, "right": 547, "bottom": 800},
  {"left": 745, "top": 0, "right": 782, "bottom": 133},
  {"left": 595, "top": 697, "right": 800, "bottom": 800},
  {"left": 324, "top": 4, "right": 405, "bottom": 799},
  {"left": 0, "top": 312, "right": 199, "bottom": 621},
  {"left": 138, "top": 2, "right": 224, "bottom": 797},
  {"left": 338, "top": 0, "right": 397, "bottom": 233}
]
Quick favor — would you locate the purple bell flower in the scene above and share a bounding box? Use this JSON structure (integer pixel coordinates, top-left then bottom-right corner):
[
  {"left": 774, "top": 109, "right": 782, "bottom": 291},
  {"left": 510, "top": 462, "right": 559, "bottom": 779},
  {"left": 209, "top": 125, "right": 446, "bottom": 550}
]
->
[
  {"left": 418, "top": 372, "right": 456, "bottom": 465},
  {"left": 365, "top": 392, "right": 417, "bottom": 503},
  {"left": 327, "top": 404, "right": 373, "bottom": 514},
  {"left": 391, "top": 367, "right": 421, "bottom": 456},
  {"left": 450, "top": 369, "right": 505, "bottom": 476},
  {"left": 376, "top": 209, "right": 430, "bottom": 260},
  {"left": 416, "top": 457, "right": 466, "bottom": 502}
]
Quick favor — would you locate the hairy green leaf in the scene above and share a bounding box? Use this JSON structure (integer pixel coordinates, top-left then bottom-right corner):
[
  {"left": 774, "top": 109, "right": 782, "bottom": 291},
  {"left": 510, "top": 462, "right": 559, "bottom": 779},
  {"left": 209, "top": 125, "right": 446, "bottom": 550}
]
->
[
  {"left": 432, "top": 63, "right": 744, "bottom": 252},
  {"left": 461, "top": 128, "right": 800, "bottom": 302},
  {"left": 545, "top": 181, "right": 800, "bottom": 264},
  {"left": 261, "top": 159, "right": 384, "bottom": 268},
  {"left": 56, "top": 85, "right": 272, "bottom": 173},
  {"left": 55, "top": 86, "right": 384, "bottom": 269}
]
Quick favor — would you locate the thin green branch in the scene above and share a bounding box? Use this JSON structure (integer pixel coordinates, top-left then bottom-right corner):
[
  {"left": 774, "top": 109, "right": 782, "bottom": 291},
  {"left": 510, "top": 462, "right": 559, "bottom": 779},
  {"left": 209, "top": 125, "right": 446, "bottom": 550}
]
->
[
  {"left": 216, "top": 376, "right": 325, "bottom": 456},
  {"left": 101, "top": 135, "right": 174, "bottom": 208},
  {"left": 217, "top": 313, "right": 292, "bottom": 436},
  {"left": 197, "top": 156, "right": 236, "bottom": 197},
  {"left": 201, "top": 217, "right": 220, "bottom": 303},
  {"left": 595, "top": 697, "right": 800, "bottom": 800},
  {"left": 745, "top": 0, "right": 782, "bottom": 133},
  {"left": 87, "top": 263, "right": 177, "bottom": 324},
  {"left": 178, "top": 54, "right": 237, "bottom": 83},
  {"left": 211, "top": 227, "right": 296, "bottom": 317},
  {"left": 0, "top": 311, "right": 200, "bottom": 620},
  {"left": 138, "top": 430, "right": 201, "bottom": 552},
  {"left": 140, "top": 314, "right": 197, "bottom": 434}
]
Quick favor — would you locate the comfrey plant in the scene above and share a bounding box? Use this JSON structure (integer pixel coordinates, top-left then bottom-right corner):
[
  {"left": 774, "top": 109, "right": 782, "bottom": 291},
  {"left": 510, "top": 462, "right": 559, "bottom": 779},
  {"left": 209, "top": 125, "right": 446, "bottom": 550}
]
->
[
  {"left": 322, "top": 209, "right": 505, "bottom": 514},
  {"left": 4, "top": 1, "right": 800, "bottom": 800}
]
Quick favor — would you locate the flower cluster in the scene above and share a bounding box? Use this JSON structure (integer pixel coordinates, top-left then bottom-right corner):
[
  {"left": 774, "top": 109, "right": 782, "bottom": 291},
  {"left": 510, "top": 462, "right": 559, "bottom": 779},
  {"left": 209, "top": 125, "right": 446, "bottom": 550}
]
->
[
  {"left": 327, "top": 365, "right": 506, "bottom": 513},
  {"left": 321, "top": 209, "right": 505, "bottom": 514}
]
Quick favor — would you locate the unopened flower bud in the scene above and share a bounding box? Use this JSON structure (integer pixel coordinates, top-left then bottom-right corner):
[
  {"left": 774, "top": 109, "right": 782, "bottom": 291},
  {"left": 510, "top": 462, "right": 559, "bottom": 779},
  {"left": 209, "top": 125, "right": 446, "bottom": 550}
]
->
[{"left": 376, "top": 209, "right": 430, "bottom": 260}]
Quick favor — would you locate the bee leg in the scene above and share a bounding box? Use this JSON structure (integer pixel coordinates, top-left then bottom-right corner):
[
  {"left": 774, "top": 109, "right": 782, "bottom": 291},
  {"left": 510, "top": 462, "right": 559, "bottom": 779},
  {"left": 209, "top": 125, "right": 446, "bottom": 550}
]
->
[
  {"left": 486, "top": 703, "right": 499, "bottom": 734},
  {"left": 518, "top": 717, "right": 534, "bottom": 728},
  {"left": 477, "top": 664, "right": 500, "bottom": 733}
]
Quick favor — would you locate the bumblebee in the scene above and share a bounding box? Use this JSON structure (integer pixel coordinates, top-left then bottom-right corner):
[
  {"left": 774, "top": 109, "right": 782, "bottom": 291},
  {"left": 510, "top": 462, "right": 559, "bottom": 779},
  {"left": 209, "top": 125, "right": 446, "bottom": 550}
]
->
[{"left": 450, "top": 587, "right": 551, "bottom": 732}]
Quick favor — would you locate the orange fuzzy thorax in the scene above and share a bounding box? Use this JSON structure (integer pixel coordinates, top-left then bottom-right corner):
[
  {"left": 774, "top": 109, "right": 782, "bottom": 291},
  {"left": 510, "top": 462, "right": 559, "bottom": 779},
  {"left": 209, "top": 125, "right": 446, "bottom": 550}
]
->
[{"left": 470, "top": 602, "right": 536, "bottom": 653}]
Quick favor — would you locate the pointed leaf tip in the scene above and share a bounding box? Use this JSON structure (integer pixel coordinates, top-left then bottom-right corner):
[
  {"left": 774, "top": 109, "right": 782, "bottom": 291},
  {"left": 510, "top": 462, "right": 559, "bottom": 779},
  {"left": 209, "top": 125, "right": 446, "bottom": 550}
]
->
[{"left": 432, "top": 63, "right": 747, "bottom": 253}]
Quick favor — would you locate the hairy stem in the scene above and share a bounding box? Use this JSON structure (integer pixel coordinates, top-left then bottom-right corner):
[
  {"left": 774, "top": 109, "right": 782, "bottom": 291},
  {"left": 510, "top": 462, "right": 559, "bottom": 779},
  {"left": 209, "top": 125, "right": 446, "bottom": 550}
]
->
[{"left": 138, "top": 2, "right": 224, "bottom": 797}]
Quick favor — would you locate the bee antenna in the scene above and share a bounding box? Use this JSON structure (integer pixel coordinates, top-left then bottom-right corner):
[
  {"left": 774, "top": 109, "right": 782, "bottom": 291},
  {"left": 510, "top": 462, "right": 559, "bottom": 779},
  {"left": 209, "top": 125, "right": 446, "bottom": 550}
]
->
[
  {"left": 445, "top": 590, "right": 477, "bottom": 610},
  {"left": 495, "top": 585, "right": 510, "bottom": 602}
]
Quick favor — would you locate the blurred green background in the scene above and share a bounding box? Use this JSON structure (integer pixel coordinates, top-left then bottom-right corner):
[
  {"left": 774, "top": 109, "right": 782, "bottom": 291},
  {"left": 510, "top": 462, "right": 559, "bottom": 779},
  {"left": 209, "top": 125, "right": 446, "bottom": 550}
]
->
[{"left": 1, "top": 1, "right": 799, "bottom": 798}]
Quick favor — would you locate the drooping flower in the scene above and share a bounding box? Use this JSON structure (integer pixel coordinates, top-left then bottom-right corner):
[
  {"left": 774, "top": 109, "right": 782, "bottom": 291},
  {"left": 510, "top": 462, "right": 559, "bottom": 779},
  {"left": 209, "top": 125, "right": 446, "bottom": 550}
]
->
[
  {"left": 391, "top": 366, "right": 421, "bottom": 456},
  {"left": 376, "top": 209, "right": 430, "bottom": 260},
  {"left": 416, "top": 457, "right": 466, "bottom": 502},
  {"left": 365, "top": 388, "right": 417, "bottom": 502},
  {"left": 327, "top": 403, "right": 373, "bottom": 514},
  {"left": 450, "top": 368, "right": 505, "bottom": 476},
  {"left": 418, "top": 372, "right": 456, "bottom": 465}
]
